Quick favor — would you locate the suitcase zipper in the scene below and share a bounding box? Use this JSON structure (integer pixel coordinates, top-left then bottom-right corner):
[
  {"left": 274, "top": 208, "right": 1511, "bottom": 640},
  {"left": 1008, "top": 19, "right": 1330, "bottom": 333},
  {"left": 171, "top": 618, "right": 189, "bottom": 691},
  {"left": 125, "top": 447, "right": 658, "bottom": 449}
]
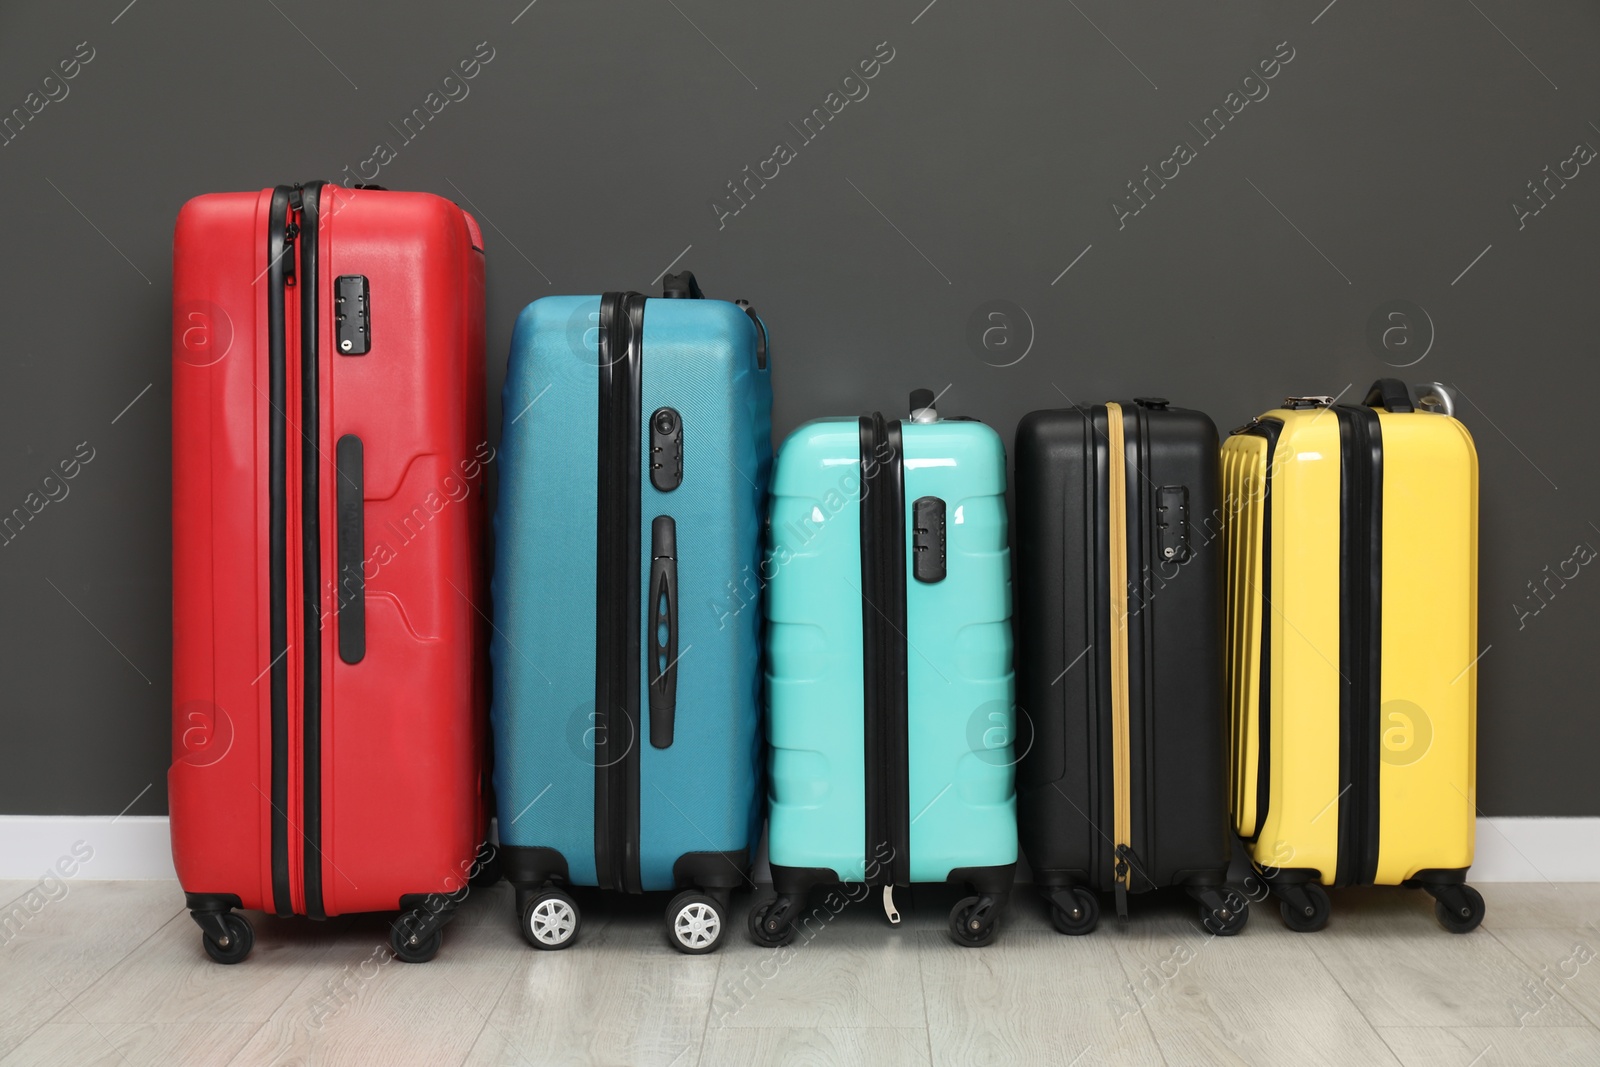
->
[
  {"left": 1105, "top": 403, "right": 1134, "bottom": 919},
  {"left": 594, "top": 292, "right": 646, "bottom": 896},
  {"left": 293, "top": 183, "right": 327, "bottom": 921},
  {"left": 266, "top": 183, "right": 329, "bottom": 919},
  {"left": 857, "top": 413, "right": 910, "bottom": 892},
  {"left": 1333, "top": 405, "right": 1384, "bottom": 887},
  {"left": 266, "top": 186, "right": 294, "bottom": 918},
  {"left": 1230, "top": 417, "right": 1282, "bottom": 843}
]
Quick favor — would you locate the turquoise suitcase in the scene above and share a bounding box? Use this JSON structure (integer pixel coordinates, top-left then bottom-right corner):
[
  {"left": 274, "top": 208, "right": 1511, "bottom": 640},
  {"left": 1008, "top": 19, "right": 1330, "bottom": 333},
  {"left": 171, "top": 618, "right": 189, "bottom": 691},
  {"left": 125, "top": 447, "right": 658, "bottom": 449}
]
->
[{"left": 754, "top": 390, "right": 1017, "bottom": 947}]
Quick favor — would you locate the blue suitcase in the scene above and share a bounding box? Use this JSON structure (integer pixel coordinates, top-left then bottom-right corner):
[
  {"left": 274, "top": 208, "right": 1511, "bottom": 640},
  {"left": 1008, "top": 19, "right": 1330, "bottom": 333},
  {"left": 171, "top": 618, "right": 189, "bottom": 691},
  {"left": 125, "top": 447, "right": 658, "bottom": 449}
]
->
[
  {"left": 754, "top": 390, "right": 1018, "bottom": 947},
  {"left": 491, "top": 272, "right": 771, "bottom": 953}
]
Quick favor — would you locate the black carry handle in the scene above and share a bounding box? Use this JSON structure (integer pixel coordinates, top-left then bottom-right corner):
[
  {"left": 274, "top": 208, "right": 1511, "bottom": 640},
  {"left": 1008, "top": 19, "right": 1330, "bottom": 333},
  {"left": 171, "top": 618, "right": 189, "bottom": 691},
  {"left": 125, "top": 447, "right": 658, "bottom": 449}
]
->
[
  {"left": 335, "top": 435, "right": 365, "bottom": 664},
  {"left": 736, "top": 299, "right": 769, "bottom": 371},
  {"left": 648, "top": 516, "right": 679, "bottom": 748},
  {"left": 1363, "top": 378, "right": 1414, "bottom": 413},
  {"left": 661, "top": 272, "right": 771, "bottom": 370},
  {"left": 661, "top": 271, "right": 704, "bottom": 299}
]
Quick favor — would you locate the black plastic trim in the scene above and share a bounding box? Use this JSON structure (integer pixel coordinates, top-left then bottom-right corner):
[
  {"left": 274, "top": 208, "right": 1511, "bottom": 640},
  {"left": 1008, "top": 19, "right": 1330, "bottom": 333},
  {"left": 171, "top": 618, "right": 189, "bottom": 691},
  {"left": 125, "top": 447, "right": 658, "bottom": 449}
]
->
[
  {"left": 185, "top": 891, "right": 244, "bottom": 913},
  {"left": 594, "top": 292, "right": 645, "bottom": 896},
  {"left": 945, "top": 863, "right": 1017, "bottom": 898},
  {"left": 672, "top": 849, "right": 749, "bottom": 891},
  {"left": 397, "top": 890, "right": 466, "bottom": 936},
  {"left": 266, "top": 185, "right": 293, "bottom": 919},
  {"left": 1125, "top": 404, "right": 1155, "bottom": 895},
  {"left": 1027, "top": 867, "right": 1094, "bottom": 889},
  {"left": 1239, "top": 417, "right": 1282, "bottom": 843},
  {"left": 1088, "top": 407, "right": 1112, "bottom": 891},
  {"left": 335, "top": 434, "right": 365, "bottom": 664},
  {"left": 1404, "top": 867, "right": 1469, "bottom": 887},
  {"left": 1255, "top": 866, "right": 1324, "bottom": 886},
  {"left": 1334, "top": 405, "right": 1384, "bottom": 887},
  {"left": 297, "top": 181, "right": 327, "bottom": 921},
  {"left": 858, "top": 415, "right": 909, "bottom": 888},
  {"left": 769, "top": 864, "right": 843, "bottom": 897},
  {"left": 501, "top": 845, "right": 572, "bottom": 888}
]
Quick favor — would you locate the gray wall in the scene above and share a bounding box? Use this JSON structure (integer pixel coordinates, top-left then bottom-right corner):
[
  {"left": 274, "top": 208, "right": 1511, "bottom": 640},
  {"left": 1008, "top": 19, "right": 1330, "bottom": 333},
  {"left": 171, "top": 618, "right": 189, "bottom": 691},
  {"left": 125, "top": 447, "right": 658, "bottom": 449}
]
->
[{"left": 2, "top": 1, "right": 1596, "bottom": 817}]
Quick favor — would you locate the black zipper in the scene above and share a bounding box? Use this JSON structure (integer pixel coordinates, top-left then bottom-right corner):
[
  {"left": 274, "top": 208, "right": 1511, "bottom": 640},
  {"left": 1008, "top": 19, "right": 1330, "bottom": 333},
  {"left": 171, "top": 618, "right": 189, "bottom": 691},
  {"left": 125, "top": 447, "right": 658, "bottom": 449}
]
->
[
  {"left": 1233, "top": 417, "right": 1282, "bottom": 843},
  {"left": 294, "top": 182, "right": 326, "bottom": 920},
  {"left": 267, "top": 186, "right": 293, "bottom": 918},
  {"left": 1083, "top": 410, "right": 1108, "bottom": 892},
  {"left": 858, "top": 414, "right": 909, "bottom": 887},
  {"left": 1128, "top": 405, "right": 1155, "bottom": 900},
  {"left": 1334, "top": 406, "right": 1383, "bottom": 887},
  {"left": 594, "top": 292, "right": 645, "bottom": 895}
]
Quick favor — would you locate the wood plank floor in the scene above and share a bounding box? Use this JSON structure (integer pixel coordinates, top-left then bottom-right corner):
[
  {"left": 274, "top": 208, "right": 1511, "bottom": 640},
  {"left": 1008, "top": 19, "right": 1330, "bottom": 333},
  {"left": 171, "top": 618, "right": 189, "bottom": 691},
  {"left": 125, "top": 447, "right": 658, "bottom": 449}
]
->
[{"left": 1, "top": 880, "right": 1597, "bottom": 1066}]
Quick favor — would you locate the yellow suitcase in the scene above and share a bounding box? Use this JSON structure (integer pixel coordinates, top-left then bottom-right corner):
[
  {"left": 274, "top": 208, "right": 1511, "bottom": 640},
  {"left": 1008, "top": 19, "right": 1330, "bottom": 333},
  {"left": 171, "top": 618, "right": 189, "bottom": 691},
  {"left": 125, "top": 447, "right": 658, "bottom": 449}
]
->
[{"left": 1222, "top": 379, "right": 1482, "bottom": 932}]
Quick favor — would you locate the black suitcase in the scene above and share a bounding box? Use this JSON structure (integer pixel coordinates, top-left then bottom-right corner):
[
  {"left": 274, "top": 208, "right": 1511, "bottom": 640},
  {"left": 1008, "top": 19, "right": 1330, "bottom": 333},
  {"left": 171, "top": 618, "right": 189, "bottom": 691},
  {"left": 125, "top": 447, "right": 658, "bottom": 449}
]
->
[{"left": 1013, "top": 399, "right": 1246, "bottom": 934}]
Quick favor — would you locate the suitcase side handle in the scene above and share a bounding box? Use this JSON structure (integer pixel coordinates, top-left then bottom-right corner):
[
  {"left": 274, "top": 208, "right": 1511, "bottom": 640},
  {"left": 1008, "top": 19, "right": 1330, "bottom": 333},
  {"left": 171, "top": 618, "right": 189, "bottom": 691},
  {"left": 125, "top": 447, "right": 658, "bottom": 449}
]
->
[
  {"left": 335, "top": 435, "right": 366, "bottom": 664},
  {"left": 1363, "top": 378, "right": 1415, "bottom": 414},
  {"left": 648, "top": 515, "right": 679, "bottom": 748}
]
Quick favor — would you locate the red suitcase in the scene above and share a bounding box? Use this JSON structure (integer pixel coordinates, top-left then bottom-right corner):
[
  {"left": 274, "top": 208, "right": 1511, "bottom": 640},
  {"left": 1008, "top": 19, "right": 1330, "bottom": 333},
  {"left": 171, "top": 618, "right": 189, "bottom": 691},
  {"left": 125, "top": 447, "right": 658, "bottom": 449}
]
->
[{"left": 170, "top": 183, "right": 488, "bottom": 963}]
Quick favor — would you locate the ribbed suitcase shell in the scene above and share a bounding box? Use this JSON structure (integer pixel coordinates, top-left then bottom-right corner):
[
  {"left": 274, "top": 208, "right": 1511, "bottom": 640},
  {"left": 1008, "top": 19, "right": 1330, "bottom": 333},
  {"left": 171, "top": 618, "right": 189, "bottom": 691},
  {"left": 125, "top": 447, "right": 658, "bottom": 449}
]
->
[
  {"left": 1222, "top": 399, "right": 1478, "bottom": 888},
  {"left": 765, "top": 415, "right": 1016, "bottom": 885},
  {"left": 491, "top": 295, "right": 770, "bottom": 893},
  {"left": 1014, "top": 403, "right": 1233, "bottom": 901},
  {"left": 170, "top": 186, "right": 488, "bottom": 921}
]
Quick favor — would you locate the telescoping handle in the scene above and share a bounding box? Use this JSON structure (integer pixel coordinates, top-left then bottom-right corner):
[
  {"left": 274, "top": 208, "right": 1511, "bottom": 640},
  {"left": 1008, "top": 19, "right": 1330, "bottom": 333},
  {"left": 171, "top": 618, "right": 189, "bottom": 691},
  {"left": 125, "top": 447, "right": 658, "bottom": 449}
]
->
[
  {"left": 648, "top": 516, "right": 679, "bottom": 749},
  {"left": 1363, "top": 378, "right": 1415, "bottom": 413}
]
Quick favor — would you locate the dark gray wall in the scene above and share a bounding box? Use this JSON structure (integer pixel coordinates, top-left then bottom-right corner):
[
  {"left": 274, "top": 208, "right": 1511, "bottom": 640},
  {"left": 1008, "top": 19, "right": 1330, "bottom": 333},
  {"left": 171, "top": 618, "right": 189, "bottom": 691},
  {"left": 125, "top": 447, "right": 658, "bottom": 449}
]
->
[{"left": 2, "top": 1, "right": 1596, "bottom": 817}]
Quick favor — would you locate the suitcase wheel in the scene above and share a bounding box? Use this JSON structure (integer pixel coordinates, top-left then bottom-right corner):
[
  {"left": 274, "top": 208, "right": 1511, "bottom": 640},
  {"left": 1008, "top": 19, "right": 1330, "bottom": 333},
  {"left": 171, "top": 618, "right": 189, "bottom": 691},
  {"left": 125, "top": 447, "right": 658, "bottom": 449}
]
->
[
  {"left": 1191, "top": 884, "right": 1250, "bottom": 937},
  {"left": 947, "top": 895, "right": 1000, "bottom": 948},
  {"left": 1277, "top": 883, "right": 1331, "bottom": 933},
  {"left": 1046, "top": 887, "right": 1099, "bottom": 936},
  {"left": 747, "top": 895, "right": 798, "bottom": 948},
  {"left": 390, "top": 910, "right": 444, "bottom": 964},
  {"left": 665, "top": 891, "right": 726, "bottom": 955},
  {"left": 1430, "top": 884, "right": 1485, "bottom": 934},
  {"left": 198, "top": 912, "right": 254, "bottom": 965},
  {"left": 521, "top": 888, "right": 581, "bottom": 950}
]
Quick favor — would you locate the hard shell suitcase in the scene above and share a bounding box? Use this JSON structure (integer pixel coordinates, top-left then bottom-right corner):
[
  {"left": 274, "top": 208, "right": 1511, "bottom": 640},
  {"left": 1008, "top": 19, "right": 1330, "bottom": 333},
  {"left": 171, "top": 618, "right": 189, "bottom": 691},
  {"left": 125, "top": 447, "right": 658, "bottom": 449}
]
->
[
  {"left": 491, "top": 272, "right": 771, "bottom": 954},
  {"left": 755, "top": 390, "right": 1017, "bottom": 948},
  {"left": 1014, "top": 399, "right": 1245, "bottom": 935},
  {"left": 1222, "top": 379, "right": 1481, "bottom": 932},
  {"left": 170, "top": 183, "right": 490, "bottom": 963}
]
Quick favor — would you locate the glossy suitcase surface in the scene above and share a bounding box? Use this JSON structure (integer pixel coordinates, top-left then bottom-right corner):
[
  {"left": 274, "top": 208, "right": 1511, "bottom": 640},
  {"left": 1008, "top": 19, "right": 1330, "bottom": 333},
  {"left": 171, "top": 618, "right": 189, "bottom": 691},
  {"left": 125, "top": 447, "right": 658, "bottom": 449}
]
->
[
  {"left": 170, "top": 184, "right": 489, "bottom": 962},
  {"left": 1014, "top": 400, "right": 1241, "bottom": 934},
  {"left": 491, "top": 275, "right": 771, "bottom": 953},
  {"left": 758, "top": 392, "right": 1017, "bottom": 947},
  {"left": 1222, "top": 380, "right": 1480, "bottom": 932}
]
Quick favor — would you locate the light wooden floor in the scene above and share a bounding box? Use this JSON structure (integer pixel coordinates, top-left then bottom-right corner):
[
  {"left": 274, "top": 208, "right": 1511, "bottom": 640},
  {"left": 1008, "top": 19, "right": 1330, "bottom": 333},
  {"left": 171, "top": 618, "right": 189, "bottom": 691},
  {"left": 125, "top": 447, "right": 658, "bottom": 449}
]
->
[{"left": 1, "top": 879, "right": 1597, "bottom": 1066}]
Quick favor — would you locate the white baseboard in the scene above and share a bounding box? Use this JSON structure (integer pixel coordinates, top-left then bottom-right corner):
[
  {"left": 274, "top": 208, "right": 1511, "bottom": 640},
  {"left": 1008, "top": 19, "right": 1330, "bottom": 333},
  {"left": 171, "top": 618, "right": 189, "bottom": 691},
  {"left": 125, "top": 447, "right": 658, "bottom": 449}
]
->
[
  {"left": 1473, "top": 817, "right": 1600, "bottom": 882},
  {"left": 1, "top": 816, "right": 177, "bottom": 882},
  {"left": 1, "top": 815, "right": 1597, "bottom": 883}
]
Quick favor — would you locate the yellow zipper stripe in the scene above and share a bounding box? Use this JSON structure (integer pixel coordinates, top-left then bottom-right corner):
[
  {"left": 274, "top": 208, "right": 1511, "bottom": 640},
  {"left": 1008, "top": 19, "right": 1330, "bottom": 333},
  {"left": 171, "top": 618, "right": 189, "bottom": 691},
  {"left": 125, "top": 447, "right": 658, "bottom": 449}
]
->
[{"left": 1106, "top": 402, "right": 1132, "bottom": 885}]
